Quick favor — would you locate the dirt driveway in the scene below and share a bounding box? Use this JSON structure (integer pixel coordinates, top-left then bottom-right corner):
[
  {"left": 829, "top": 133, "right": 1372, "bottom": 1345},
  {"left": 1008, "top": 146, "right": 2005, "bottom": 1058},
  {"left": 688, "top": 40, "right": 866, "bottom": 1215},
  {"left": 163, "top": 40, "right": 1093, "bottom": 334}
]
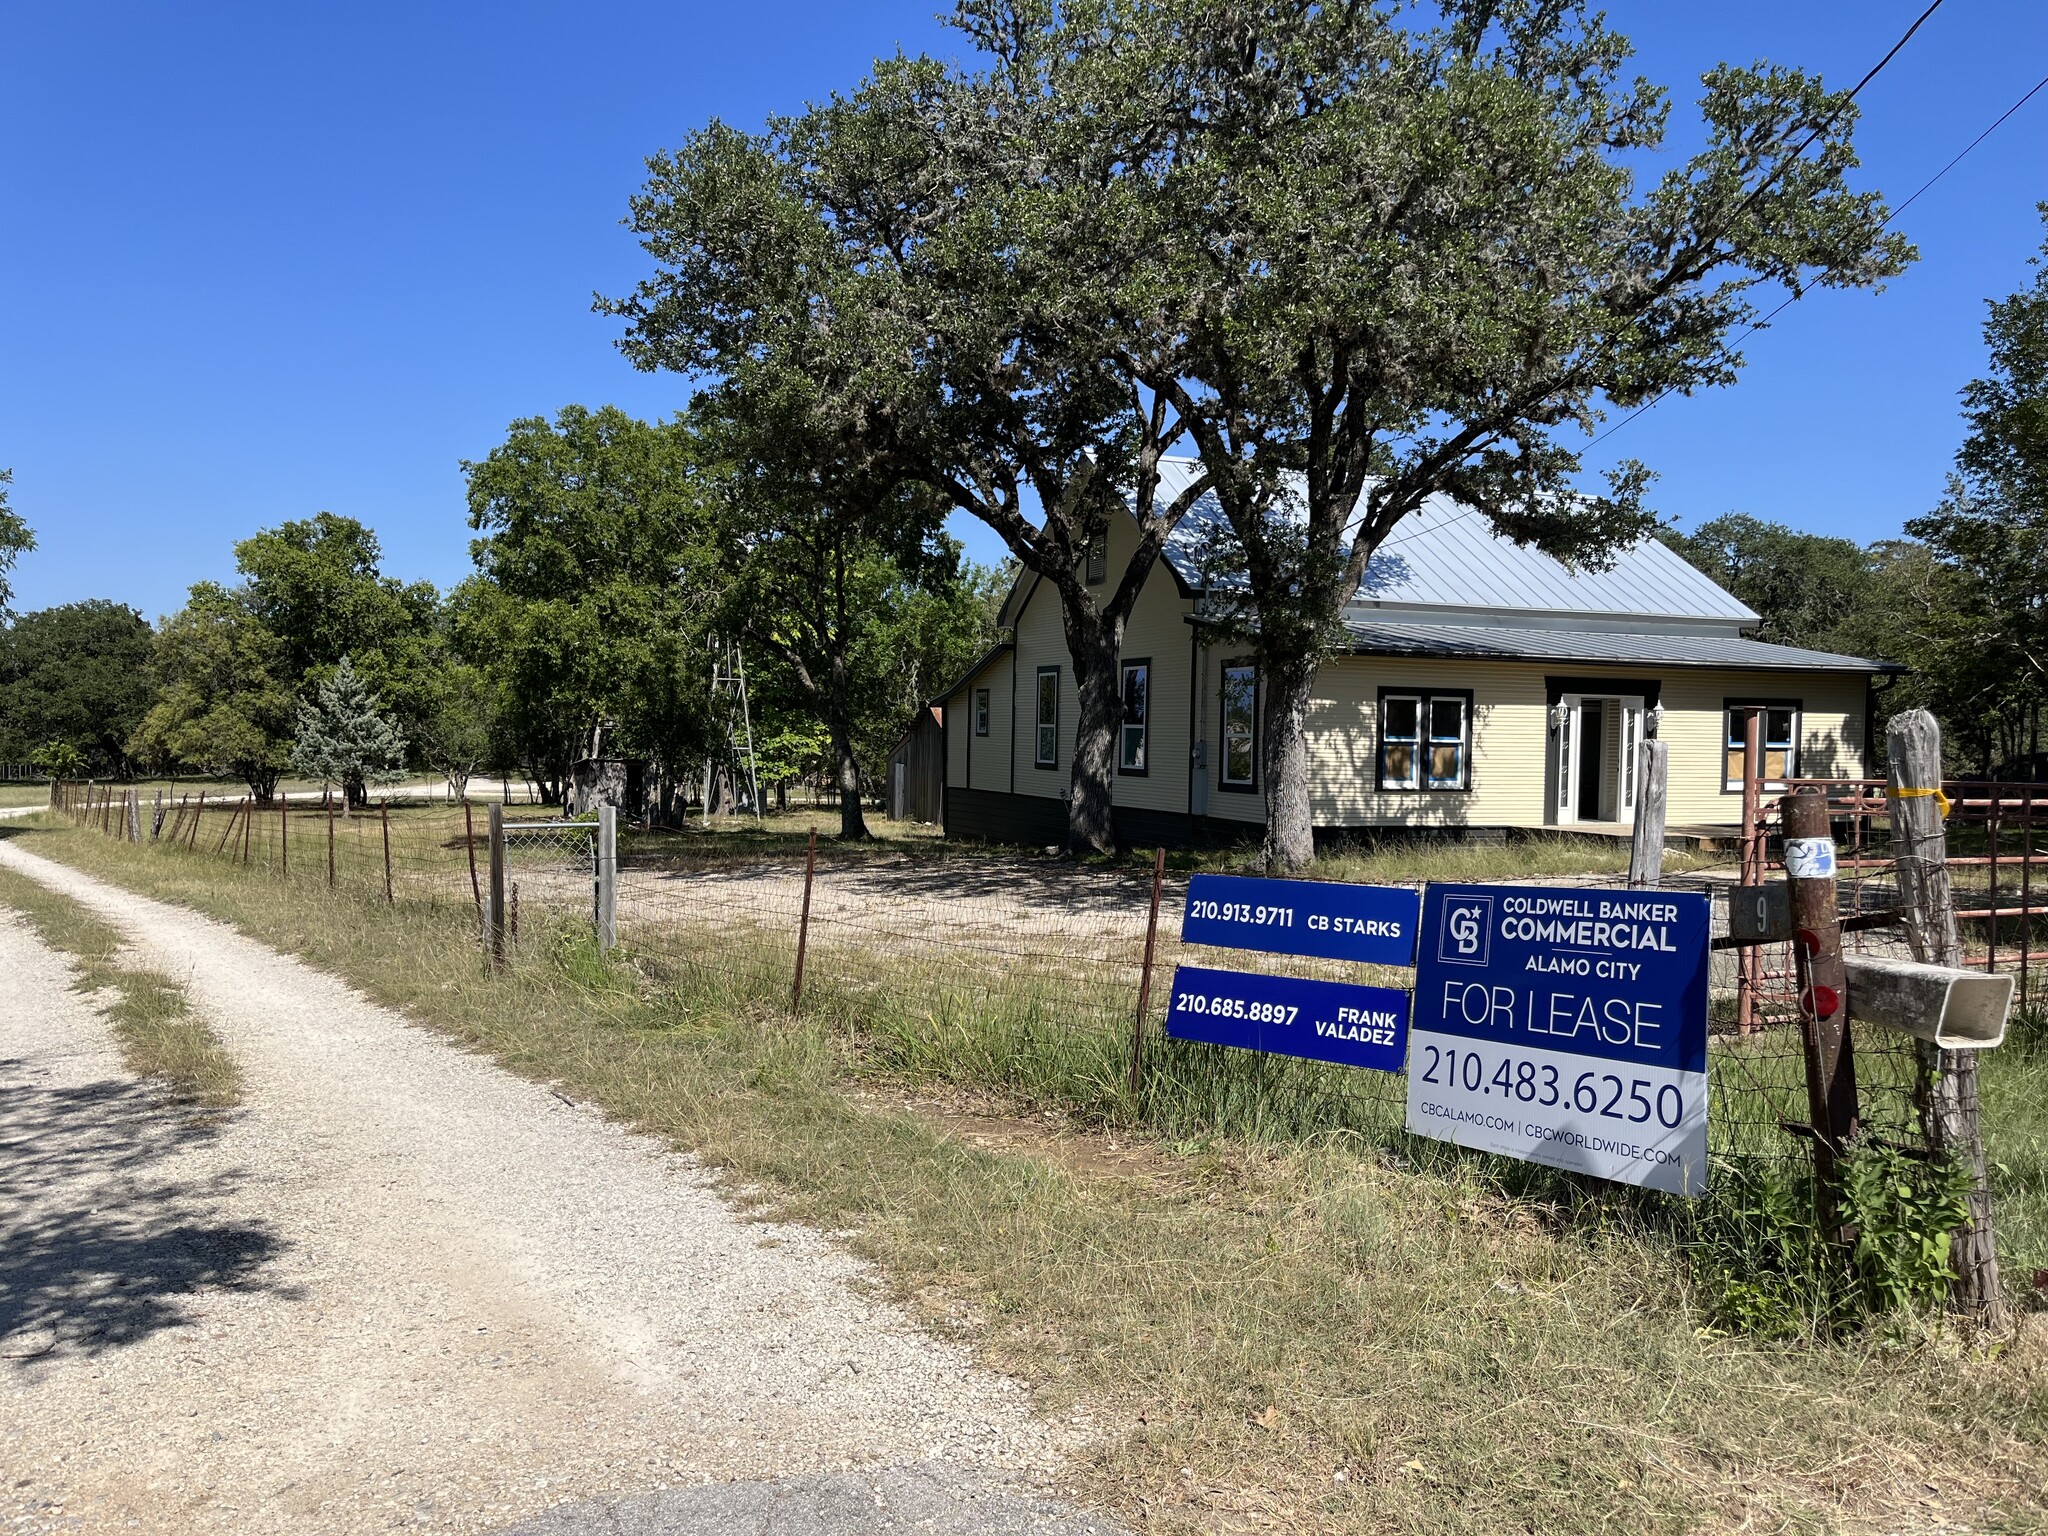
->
[{"left": 0, "top": 842, "right": 1110, "bottom": 1535}]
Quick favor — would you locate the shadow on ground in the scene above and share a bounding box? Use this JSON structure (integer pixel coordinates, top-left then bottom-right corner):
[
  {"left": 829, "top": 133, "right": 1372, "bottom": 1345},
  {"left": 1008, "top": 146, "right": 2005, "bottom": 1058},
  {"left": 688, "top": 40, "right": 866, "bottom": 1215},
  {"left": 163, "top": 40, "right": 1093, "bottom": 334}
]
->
[{"left": 0, "top": 1059, "right": 296, "bottom": 1362}]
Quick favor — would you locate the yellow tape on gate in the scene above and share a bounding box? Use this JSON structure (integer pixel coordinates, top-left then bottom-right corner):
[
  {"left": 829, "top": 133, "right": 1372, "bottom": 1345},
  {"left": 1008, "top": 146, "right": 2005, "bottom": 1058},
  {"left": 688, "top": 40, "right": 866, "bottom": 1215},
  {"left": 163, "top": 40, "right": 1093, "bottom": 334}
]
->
[{"left": 1892, "top": 785, "right": 1952, "bottom": 817}]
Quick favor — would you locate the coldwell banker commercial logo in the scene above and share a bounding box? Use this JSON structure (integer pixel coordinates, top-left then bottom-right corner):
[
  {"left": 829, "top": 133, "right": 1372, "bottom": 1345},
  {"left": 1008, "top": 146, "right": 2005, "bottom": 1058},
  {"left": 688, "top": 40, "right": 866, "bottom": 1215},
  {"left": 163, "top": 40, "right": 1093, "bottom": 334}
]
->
[{"left": 1438, "top": 893, "right": 1493, "bottom": 967}]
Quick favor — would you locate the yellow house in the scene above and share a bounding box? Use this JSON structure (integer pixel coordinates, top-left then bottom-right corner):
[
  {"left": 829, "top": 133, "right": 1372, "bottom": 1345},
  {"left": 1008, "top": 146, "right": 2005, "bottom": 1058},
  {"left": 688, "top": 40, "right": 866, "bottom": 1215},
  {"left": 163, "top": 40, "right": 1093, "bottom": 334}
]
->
[{"left": 938, "top": 458, "right": 1894, "bottom": 847}]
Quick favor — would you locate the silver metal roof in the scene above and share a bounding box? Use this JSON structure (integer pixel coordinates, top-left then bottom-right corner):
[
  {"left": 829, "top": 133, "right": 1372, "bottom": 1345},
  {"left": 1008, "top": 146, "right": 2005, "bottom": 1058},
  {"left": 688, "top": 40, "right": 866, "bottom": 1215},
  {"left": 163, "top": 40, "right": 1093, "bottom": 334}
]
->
[
  {"left": 1336, "top": 619, "right": 1897, "bottom": 673},
  {"left": 1152, "top": 457, "right": 1759, "bottom": 626}
]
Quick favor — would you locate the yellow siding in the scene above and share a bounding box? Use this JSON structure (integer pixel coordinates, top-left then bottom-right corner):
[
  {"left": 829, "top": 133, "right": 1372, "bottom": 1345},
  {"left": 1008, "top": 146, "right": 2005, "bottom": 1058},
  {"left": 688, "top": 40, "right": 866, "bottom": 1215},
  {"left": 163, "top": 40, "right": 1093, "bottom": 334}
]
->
[{"left": 947, "top": 519, "right": 1872, "bottom": 832}]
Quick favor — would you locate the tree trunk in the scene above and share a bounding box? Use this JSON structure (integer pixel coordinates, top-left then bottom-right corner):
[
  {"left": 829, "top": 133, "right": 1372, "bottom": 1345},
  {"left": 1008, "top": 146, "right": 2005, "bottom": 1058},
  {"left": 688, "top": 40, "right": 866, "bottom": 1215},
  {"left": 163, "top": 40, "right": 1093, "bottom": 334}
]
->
[
  {"left": 1258, "top": 656, "right": 1317, "bottom": 872},
  {"left": 832, "top": 723, "right": 868, "bottom": 840},
  {"left": 1064, "top": 620, "right": 1123, "bottom": 855}
]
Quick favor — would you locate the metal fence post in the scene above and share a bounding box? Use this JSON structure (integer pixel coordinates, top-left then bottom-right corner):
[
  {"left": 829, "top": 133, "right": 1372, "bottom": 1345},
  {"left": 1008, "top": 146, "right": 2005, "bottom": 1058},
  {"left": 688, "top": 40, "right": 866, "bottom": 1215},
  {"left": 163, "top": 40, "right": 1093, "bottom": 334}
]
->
[
  {"left": 150, "top": 789, "right": 163, "bottom": 841},
  {"left": 327, "top": 796, "right": 336, "bottom": 888},
  {"left": 279, "top": 795, "right": 289, "bottom": 876},
  {"left": 1784, "top": 788, "right": 1858, "bottom": 1240},
  {"left": 792, "top": 828, "right": 817, "bottom": 1011},
  {"left": 596, "top": 804, "right": 617, "bottom": 952},
  {"left": 1129, "top": 846, "right": 1168, "bottom": 1098},
  {"left": 487, "top": 803, "right": 507, "bottom": 969},
  {"left": 381, "top": 799, "right": 394, "bottom": 904},
  {"left": 1887, "top": 707, "right": 2007, "bottom": 1324},
  {"left": 1737, "top": 708, "right": 1764, "bottom": 1032}
]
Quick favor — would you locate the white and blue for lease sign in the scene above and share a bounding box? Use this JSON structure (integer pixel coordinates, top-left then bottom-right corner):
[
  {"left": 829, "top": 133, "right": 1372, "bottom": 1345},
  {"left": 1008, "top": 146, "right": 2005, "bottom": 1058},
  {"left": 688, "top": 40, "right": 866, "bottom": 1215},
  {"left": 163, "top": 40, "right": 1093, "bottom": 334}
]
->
[
  {"left": 1406, "top": 884, "right": 1712, "bottom": 1197},
  {"left": 1166, "top": 964, "right": 1410, "bottom": 1072},
  {"left": 1180, "top": 873, "right": 1420, "bottom": 966}
]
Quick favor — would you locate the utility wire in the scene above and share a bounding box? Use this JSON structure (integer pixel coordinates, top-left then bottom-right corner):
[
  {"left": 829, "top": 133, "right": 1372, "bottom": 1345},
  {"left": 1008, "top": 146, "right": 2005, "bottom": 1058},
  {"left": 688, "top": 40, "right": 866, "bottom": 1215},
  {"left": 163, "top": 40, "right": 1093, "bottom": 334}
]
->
[{"left": 1587, "top": 59, "right": 2048, "bottom": 451}]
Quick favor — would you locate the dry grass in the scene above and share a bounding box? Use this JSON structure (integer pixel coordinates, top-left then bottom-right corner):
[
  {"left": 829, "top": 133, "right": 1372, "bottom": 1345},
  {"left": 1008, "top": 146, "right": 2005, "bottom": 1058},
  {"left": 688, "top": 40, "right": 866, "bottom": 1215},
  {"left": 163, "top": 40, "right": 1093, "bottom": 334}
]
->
[
  {"left": 10, "top": 812, "right": 2048, "bottom": 1532},
  {"left": 0, "top": 858, "right": 240, "bottom": 1110},
  {"left": 0, "top": 784, "right": 51, "bottom": 808}
]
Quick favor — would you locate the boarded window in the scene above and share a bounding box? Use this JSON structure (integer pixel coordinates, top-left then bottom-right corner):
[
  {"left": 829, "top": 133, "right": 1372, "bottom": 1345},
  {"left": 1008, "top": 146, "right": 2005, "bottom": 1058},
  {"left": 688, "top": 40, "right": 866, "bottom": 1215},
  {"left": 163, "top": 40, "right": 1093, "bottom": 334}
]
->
[
  {"left": 1724, "top": 704, "right": 1799, "bottom": 791},
  {"left": 1222, "top": 664, "right": 1256, "bottom": 787},
  {"left": 1379, "top": 691, "right": 1470, "bottom": 791},
  {"left": 1085, "top": 532, "right": 1107, "bottom": 585}
]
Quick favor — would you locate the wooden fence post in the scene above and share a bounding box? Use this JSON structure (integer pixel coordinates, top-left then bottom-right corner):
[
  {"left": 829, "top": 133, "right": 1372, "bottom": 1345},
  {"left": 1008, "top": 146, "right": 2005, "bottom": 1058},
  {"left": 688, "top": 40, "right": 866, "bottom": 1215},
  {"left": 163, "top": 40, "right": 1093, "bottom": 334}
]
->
[
  {"left": 1886, "top": 707, "right": 2007, "bottom": 1325},
  {"left": 125, "top": 789, "right": 142, "bottom": 844},
  {"left": 1129, "top": 846, "right": 1168, "bottom": 1098},
  {"left": 596, "top": 804, "right": 617, "bottom": 952},
  {"left": 792, "top": 828, "right": 817, "bottom": 1011},
  {"left": 1783, "top": 787, "right": 1858, "bottom": 1239},
  {"left": 1628, "top": 737, "right": 1669, "bottom": 889},
  {"left": 380, "top": 799, "right": 394, "bottom": 904},
  {"left": 486, "top": 803, "right": 507, "bottom": 969}
]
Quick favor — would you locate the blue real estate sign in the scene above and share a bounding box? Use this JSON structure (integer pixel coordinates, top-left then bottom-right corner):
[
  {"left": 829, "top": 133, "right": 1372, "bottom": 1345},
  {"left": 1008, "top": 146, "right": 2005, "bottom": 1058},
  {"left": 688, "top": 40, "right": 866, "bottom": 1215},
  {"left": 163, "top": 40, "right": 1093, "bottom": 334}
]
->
[
  {"left": 1179, "top": 873, "right": 1420, "bottom": 966},
  {"left": 1406, "top": 884, "right": 1712, "bottom": 1196},
  {"left": 1166, "top": 964, "right": 1411, "bottom": 1073}
]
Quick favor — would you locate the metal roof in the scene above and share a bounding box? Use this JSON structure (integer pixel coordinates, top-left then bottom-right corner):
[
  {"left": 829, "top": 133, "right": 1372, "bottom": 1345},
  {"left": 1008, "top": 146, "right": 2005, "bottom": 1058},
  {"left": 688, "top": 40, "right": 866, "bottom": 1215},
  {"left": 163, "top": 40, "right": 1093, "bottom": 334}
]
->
[
  {"left": 1335, "top": 619, "right": 1899, "bottom": 673},
  {"left": 1151, "top": 457, "right": 1759, "bottom": 625}
]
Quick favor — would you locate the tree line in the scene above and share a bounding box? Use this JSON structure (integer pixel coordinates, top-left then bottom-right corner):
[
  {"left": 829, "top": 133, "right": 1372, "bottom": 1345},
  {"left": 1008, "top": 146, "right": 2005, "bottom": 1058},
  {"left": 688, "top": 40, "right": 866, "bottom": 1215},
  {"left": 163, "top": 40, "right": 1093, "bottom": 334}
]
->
[{"left": 0, "top": 411, "right": 999, "bottom": 837}]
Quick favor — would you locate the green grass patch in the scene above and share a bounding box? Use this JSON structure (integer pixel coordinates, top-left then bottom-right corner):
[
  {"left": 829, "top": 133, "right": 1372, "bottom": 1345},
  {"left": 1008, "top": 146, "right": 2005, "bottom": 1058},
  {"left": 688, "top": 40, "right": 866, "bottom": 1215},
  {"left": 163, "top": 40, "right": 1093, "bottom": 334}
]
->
[{"left": 0, "top": 858, "right": 240, "bottom": 1110}]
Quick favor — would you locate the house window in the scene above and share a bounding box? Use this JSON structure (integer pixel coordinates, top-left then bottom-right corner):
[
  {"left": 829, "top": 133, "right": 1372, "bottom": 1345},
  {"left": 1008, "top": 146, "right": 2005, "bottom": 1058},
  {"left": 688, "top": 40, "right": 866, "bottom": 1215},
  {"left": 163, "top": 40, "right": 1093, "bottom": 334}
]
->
[
  {"left": 1085, "top": 531, "right": 1107, "bottom": 585},
  {"left": 1221, "top": 663, "right": 1256, "bottom": 788},
  {"left": 1377, "top": 690, "right": 1472, "bottom": 791},
  {"left": 1120, "top": 660, "right": 1150, "bottom": 774},
  {"left": 1724, "top": 703, "right": 1800, "bottom": 791},
  {"left": 974, "top": 688, "right": 990, "bottom": 737},
  {"left": 1035, "top": 667, "right": 1060, "bottom": 767}
]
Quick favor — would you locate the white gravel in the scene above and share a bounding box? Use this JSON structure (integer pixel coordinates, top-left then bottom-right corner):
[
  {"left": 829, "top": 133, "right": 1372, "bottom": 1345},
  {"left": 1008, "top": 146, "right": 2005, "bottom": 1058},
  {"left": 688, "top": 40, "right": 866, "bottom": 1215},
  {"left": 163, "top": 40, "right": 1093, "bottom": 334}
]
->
[{"left": 0, "top": 840, "right": 1082, "bottom": 1535}]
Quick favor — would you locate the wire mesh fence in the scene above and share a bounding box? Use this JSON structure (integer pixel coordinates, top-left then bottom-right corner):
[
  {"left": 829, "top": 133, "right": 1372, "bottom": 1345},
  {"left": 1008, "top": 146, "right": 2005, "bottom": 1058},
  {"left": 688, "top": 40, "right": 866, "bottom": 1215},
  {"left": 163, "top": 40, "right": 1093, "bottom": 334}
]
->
[{"left": 37, "top": 777, "right": 1945, "bottom": 1181}]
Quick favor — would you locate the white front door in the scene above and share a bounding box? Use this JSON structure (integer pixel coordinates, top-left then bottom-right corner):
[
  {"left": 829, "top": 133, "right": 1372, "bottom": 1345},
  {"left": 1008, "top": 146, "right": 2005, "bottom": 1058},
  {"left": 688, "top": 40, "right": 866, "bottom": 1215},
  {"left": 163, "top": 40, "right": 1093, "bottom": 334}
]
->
[{"left": 1553, "top": 694, "right": 1646, "bottom": 826}]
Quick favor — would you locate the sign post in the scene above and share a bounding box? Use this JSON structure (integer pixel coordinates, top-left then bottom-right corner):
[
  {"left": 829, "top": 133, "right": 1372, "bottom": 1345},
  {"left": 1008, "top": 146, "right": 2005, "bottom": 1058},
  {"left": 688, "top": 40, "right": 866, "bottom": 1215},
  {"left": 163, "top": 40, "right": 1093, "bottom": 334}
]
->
[{"left": 1406, "top": 883, "right": 1712, "bottom": 1196}]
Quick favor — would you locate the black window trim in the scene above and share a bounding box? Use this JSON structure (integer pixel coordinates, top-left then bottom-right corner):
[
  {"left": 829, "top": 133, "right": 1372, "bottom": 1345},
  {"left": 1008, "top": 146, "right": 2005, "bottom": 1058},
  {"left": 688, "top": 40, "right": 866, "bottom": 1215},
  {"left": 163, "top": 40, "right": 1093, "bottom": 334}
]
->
[
  {"left": 1034, "top": 665, "right": 1060, "bottom": 768},
  {"left": 973, "top": 687, "right": 991, "bottom": 737},
  {"left": 1118, "top": 656, "right": 1152, "bottom": 777},
  {"left": 1219, "top": 658, "right": 1259, "bottom": 793},
  {"left": 1376, "top": 686, "right": 1475, "bottom": 794},
  {"left": 1720, "top": 695, "right": 1804, "bottom": 795}
]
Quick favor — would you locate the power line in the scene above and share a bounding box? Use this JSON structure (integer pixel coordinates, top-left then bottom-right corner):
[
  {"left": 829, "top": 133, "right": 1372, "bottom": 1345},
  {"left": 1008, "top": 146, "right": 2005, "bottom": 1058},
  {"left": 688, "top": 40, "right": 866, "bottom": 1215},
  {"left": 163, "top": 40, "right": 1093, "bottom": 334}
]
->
[{"left": 1586, "top": 58, "right": 2048, "bottom": 451}]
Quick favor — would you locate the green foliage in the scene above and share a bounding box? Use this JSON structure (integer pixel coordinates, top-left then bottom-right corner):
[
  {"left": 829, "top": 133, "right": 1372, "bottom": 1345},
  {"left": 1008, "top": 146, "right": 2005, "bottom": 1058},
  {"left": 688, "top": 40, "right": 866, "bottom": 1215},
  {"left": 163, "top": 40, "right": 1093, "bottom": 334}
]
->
[
  {"left": 130, "top": 582, "right": 296, "bottom": 799},
  {"left": 0, "top": 468, "right": 31, "bottom": 615},
  {"left": 234, "top": 511, "right": 440, "bottom": 741},
  {"left": 289, "top": 655, "right": 407, "bottom": 806},
  {"left": 1898, "top": 206, "right": 2048, "bottom": 775},
  {"left": 1692, "top": 1142, "right": 1975, "bottom": 1339},
  {"left": 31, "top": 740, "right": 85, "bottom": 780},
  {"left": 1657, "top": 516, "right": 1872, "bottom": 650},
  {"left": 0, "top": 600, "right": 155, "bottom": 772},
  {"left": 1840, "top": 1136, "right": 1976, "bottom": 1317},
  {"left": 461, "top": 405, "right": 717, "bottom": 800}
]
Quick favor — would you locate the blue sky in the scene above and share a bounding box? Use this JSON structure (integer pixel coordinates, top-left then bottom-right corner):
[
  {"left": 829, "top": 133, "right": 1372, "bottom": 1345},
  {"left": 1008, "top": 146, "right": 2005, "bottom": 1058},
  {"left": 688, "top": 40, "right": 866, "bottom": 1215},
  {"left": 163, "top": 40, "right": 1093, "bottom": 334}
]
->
[{"left": 3, "top": 2, "right": 2045, "bottom": 620}]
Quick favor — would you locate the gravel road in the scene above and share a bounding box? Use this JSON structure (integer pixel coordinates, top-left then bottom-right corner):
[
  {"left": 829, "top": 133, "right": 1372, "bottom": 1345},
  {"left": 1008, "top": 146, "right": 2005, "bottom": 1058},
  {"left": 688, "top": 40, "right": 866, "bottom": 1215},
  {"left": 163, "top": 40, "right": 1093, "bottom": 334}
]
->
[{"left": 0, "top": 840, "right": 1112, "bottom": 1536}]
